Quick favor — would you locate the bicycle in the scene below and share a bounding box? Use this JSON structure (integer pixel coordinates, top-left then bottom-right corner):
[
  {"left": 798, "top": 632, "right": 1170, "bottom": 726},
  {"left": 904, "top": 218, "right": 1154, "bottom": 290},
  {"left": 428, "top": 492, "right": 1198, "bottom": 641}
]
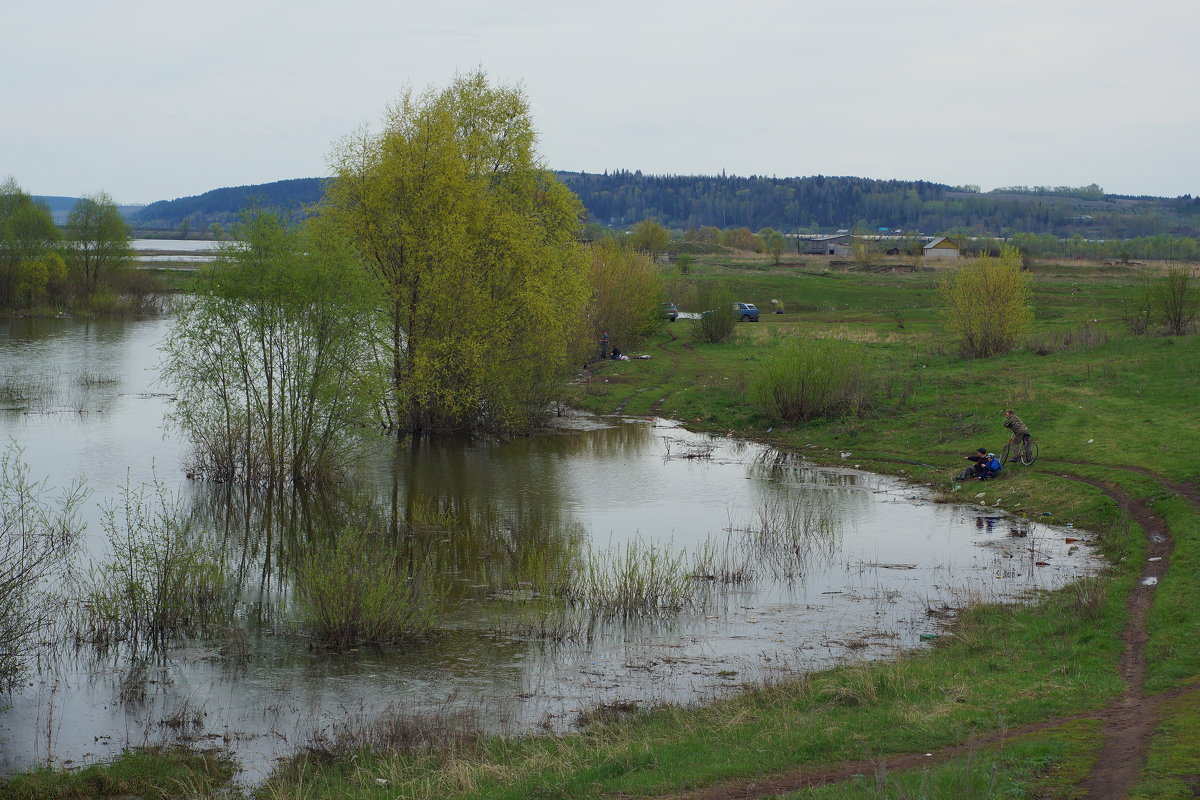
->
[{"left": 999, "top": 436, "right": 1038, "bottom": 466}]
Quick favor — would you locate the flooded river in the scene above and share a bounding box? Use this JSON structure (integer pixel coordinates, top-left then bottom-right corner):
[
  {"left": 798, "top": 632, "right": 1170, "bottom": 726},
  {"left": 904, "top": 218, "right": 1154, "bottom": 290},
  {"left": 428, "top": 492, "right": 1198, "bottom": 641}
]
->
[{"left": 0, "top": 315, "right": 1100, "bottom": 781}]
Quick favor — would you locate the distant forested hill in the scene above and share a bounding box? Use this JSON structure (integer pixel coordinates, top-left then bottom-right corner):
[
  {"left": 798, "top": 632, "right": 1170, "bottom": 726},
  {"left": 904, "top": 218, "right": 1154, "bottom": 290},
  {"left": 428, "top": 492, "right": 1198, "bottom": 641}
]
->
[
  {"left": 557, "top": 172, "right": 947, "bottom": 231},
  {"left": 123, "top": 173, "right": 1200, "bottom": 239},
  {"left": 556, "top": 172, "right": 1200, "bottom": 238},
  {"left": 131, "top": 177, "right": 328, "bottom": 231}
]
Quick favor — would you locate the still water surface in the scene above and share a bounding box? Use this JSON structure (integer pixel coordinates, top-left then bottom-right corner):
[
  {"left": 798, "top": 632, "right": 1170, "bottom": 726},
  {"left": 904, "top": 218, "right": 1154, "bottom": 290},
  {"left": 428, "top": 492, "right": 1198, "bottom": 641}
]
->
[{"left": 0, "top": 316, "right": 1099, "bottom": 780}]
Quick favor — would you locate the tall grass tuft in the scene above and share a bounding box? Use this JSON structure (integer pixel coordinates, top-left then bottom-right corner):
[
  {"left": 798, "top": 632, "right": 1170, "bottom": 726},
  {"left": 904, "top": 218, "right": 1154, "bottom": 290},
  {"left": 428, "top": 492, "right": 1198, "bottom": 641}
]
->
[
  {"left": 733, "top": 492, "right": 843, "bottom": 580},
  {"left": 571, "top": 538, "right": 694, "bottom": 620},
  {"left": 749, "top": 337, "right": 877, "bottom": 422},
  {"left": 1060, "top": 577, "right": 1108, "bottom": 621},
  {"left": 76, "top": 476, "right": 230, "bottom": 650},
  {"left": 295, "top": 703, "right": 483, "bottom": 762},
  {"left": 1026, "top": 321, "right": 1110, "bottom": 355},
  {"left": 293, "top": 525, "right": 444, "bottom": 648},
  {"left": 691, "top": 535, "right": 756, "bottom": 586}
]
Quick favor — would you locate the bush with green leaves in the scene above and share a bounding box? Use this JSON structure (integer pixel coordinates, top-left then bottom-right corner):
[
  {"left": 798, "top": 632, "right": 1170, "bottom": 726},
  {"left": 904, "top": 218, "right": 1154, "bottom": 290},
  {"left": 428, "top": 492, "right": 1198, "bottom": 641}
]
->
[
  {"left": 163, "top": 211, "right": 377, "bottom": 486},
  {"left": 938, "top": 245, "right": 1034, "bottom": 357},
  {"left": 585, "top": 239, "right": 665, "bottom": 360},
  {"left": 749, "top": 337, "right": 876, "bottom": 422}
]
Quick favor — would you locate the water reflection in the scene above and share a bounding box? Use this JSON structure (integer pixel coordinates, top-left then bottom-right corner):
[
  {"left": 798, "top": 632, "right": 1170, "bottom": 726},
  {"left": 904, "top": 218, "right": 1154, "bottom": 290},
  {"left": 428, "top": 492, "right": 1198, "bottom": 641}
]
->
[{"left": 0, "top": 318, "right": 1103, "bottom": 780}]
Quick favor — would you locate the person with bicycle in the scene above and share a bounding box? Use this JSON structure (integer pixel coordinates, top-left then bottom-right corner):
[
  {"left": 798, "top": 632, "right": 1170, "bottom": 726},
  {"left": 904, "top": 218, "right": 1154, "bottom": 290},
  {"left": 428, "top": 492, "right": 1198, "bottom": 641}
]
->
[{"left": 1004, "top": 409, "right": 1031, "bottom": 459}]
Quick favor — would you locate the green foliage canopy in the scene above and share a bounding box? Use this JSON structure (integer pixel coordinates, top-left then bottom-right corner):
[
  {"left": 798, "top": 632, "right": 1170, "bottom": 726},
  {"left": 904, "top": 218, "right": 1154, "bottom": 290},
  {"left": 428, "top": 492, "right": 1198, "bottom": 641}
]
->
[
  {"left": 64, "top": 191, "right": 132, "bottom": 296},
  {"left": 323, "top": 70, "right": 590, "bottom": 435},
  {"left": 938, "top": 245, "right": 1034, "bottom": 358},
  {"left": 0, "top": 177, "right": 60, "bottom": 307},
  {"left": 628, "top": 218, "right": 670, "bottom": 257},
  {"left": 585, "top": 239, "right": 664, "bottom": 358}
]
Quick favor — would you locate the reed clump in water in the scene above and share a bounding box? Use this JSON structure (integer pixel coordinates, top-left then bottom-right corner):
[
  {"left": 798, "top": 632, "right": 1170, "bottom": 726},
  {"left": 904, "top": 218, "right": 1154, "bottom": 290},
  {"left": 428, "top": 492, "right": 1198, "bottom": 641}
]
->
[
  {"left": 571, "top": 538, "right": 694, "bottom": 621},
  {"left": 75, "top": 477, "right": 231, "bottom": 651},
  {"left": 293, "top": 525, "right": 444, "bottom": 648}
]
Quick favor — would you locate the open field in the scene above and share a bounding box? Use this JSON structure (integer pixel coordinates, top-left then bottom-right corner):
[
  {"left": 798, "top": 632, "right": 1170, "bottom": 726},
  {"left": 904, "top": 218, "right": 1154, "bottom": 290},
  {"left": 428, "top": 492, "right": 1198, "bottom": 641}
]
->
[{"left": 3, "top": 253, "right": 1198, "bottom": 799}]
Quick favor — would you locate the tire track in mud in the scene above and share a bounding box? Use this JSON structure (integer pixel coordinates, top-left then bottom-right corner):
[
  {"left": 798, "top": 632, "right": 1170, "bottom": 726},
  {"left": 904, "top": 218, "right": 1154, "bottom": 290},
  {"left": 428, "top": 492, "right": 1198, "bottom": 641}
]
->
[
  {"left": 646, "top": 326, "right": 682, "bottom": 414},
  {"left": 1058, "top": 460, "right": 1200, "bottom": 508},
  {"left": 1057, "top": 472, "right": 1169, "bottom": 800},
  {"left": 631, "top": 470, "right": 1196, "bottom": 800}
]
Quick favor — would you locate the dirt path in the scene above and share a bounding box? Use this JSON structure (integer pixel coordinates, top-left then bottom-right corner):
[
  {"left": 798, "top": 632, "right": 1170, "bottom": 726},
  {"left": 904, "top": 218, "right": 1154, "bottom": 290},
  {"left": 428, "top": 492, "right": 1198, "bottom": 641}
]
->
[
  {"left": 1057, "top": 460, "right": 1200, "bottom": 508},
  {"left": 1059, "top": 473, "right": 1169, "bottom": 800},
  {"left": 632, "top": 471, "right": 1196, "bottom": 799}
]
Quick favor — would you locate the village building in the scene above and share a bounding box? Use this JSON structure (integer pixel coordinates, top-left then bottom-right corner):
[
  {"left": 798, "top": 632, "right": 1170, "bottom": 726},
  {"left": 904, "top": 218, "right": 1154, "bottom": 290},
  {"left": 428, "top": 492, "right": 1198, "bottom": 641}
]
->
[
  {"left": 922, "top": 236, "right": 961, "bottom": 259},
  {"left": 797, "top": 234, "right": 853, "bottom": 255}
]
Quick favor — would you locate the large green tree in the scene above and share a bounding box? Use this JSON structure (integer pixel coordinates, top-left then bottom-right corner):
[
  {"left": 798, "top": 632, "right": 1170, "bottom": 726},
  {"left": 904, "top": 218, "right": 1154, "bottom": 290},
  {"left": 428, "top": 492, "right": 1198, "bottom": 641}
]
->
[
  {"left": 0, "top": 177, "right": 60, "bottom": 307},
  {"left": 323, "top": 71, "right": 590, "bottom": 435},
  {"left": 64, "top": 191, "right": 132, "bottom": 296}
]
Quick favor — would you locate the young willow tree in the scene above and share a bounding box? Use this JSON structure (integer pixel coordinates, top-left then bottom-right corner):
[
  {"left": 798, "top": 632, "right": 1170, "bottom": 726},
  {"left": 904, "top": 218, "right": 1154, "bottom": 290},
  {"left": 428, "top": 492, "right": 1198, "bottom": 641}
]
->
[
  {"left": 323, "top": 71, "right": 590, "bottom": 435},
  {"left": 628, "top": 218, "right": 670, "bottom": 259},
  {"left": 938, "top": 245, "right": 1033, "bottom": 358},
  {"left": 585, "top": 239, "right": 664, "bottom": 360},
  {"left": 1149, "top": 266, "right": 1199, "bottom": 336},
  {"left": 163, "top": 212, "right": 377, "bottom": 486},
  {"left": 64, "top": 192, "right": 133, "bottom": 297}
]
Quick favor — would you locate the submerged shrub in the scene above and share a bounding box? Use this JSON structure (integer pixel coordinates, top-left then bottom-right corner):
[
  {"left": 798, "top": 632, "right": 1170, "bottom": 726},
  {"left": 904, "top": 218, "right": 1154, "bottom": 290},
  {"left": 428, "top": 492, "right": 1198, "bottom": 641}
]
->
[
  {"left": 163, "top": 211, "right": 377, "bottom": 487},
  {"left": 0, "top": 446, "right": 86, "bottom": 689},
  {"left": 293, "top": 526, "right": 443, "bottom": 648},
  {"left": 748, "top": 337, "right": 876, "bottom": 422},
  {"left": 78, "top": 477, "right": 230, "bottom": 650}
]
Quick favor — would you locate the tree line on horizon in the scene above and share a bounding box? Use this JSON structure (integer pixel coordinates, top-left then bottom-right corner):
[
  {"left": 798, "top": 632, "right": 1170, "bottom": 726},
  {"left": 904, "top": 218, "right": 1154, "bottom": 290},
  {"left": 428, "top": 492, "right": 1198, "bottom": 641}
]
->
[{"left": 124, "top": 172, "right": 1200, "bottom": 242}]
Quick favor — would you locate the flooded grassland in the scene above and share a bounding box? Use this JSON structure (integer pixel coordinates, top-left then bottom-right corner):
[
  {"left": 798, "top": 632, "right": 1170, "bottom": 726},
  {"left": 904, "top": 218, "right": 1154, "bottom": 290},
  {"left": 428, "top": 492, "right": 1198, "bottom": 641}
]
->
[{"left": 0, "top": 315, "right": 1101, "bottom": 782}]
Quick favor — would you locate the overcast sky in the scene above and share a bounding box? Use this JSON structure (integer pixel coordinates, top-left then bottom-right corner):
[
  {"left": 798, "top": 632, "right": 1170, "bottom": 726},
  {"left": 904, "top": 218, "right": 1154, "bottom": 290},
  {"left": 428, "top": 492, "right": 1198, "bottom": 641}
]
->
[{"left": 3, "top": 0, "right": 1196, "bottom": 205}]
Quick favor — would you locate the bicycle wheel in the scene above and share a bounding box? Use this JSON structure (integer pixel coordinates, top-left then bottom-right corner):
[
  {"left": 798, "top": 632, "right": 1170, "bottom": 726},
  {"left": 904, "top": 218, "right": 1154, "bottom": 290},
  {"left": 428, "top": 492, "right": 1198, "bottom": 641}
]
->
[
  {"left": 1020, "top": 440, "right": 1038, "bottom": 466},
  {"left": 999, "top": 443, "right": 1012, "bottom": 465}
]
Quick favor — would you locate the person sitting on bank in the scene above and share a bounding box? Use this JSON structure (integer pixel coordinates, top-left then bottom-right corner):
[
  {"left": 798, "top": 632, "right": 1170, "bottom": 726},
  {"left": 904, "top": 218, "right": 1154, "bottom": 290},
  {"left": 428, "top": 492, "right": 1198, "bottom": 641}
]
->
[
  {"left": 610, "top": 346, "right": 622, "bottom": 360},
  {"left": 964, "top": 447, "right": 1001, "bottom": 480}
]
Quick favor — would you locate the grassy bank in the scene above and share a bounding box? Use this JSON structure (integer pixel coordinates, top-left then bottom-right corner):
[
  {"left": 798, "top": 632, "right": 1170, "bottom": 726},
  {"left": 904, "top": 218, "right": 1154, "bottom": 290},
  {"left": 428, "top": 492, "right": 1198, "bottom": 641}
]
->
[
  {"left": 0, "top": 747, "right": 233, "bottom": 800},
  {"left": 4, "top": 254, "right": 1197, "bottom": 798}
]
